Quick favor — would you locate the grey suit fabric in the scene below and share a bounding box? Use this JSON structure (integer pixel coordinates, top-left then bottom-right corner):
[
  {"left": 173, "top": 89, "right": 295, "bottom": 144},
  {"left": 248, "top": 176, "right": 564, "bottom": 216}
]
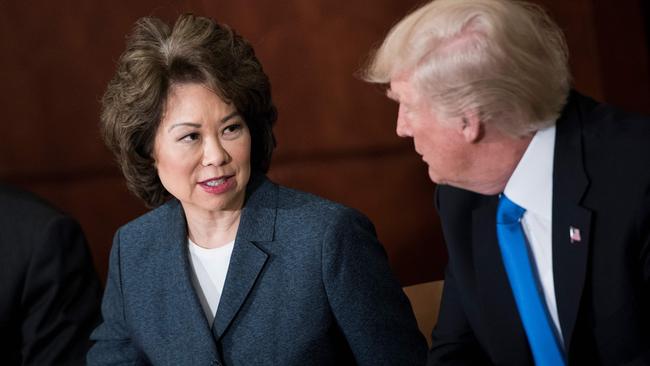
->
[{"left": 88, "top": 175, "right": 427, "bottom": 365}]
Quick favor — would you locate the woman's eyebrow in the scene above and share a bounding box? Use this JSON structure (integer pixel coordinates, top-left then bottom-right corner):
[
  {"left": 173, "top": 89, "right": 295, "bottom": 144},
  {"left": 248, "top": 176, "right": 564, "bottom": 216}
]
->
[
  {"left": 167, "top": 122, "right": 201, "bottom": 133},
  {"left": 167, "top": 111, "right": 240, "bottom": 132},
  {"left": 220, "top": 111, "right": 240, "bottom": 123}
]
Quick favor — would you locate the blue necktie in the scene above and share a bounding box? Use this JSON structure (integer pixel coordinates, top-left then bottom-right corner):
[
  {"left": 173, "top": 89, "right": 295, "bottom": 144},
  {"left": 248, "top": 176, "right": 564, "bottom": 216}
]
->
[{"left": 496, "top": 195, "right": 566, "bottom": 366}]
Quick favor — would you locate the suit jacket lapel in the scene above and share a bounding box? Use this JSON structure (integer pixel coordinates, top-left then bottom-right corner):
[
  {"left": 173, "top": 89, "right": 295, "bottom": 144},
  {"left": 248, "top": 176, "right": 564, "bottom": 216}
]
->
[
  {"left": 472, "top": 196, "right": 532, "bottom": 364},
  {"left": 552, "top": 94, "right": 593, "bottom": 351},
  {"left": 212, "top": 175, "right": 276, "bottom": 339},
  {"left": 156, "top": 200, "right": 221, "bottom": 363}
]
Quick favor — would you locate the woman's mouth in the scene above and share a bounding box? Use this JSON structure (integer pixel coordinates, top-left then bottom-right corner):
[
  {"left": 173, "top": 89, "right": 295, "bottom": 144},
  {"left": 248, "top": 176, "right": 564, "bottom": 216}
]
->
[
  {"left": 204, "top": 177, "right": 226, "bottom": 187},
  {"left": 198, "top": 175, "right": 236, "bottom": 194}
]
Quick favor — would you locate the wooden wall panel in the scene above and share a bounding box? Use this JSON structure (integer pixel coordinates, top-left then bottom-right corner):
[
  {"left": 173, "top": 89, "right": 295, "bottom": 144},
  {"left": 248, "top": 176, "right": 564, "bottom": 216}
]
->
[
  {"left": 1, "top": 0, "right": 648, "bottom": 287},
  {"left": 591, "top": 0, "right": 650, "bottom": 113},
  {"left": 538, "top": 0, "right": 605, "bottom": 99}
]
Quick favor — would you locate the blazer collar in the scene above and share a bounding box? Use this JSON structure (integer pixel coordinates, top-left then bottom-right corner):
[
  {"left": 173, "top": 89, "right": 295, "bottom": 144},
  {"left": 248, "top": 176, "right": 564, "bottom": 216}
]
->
[
  {"left": 551, "top": 91, "right": 593, "bottom": 351},
  {"left": 212, "top": 173, "right": 276, "bottom": 339},
  {"left": 156, "top": 199, "right": 222, "bottom": 363},
  {"left": 234, "top": 173, "right": 277, "bottom": 242},
  {"left": 155, "top": 174, "right": 277, "bottom": 356}
]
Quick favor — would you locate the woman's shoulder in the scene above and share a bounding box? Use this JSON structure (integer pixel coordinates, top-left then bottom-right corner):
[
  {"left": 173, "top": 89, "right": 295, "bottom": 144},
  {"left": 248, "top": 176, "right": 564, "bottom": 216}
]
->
[
  {"left": 273, "top": 183, "right": 372, "bottom": 230},
  {"left": 116, "top": 199, "right": 182, "bottom": 240},
  {"left": 108, "top": 199, "right": 185, "bottom": 265},
  {"left": 270, "top": 183, "right": 380, "bottom": 256}
]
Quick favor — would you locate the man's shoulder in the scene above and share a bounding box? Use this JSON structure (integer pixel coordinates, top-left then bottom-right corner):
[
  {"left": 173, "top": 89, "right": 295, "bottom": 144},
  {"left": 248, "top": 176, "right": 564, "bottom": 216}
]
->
[
  {"left": 565, "top": 91, "right": 650, "bottom": 181},
  {"left": 568, "top": 91, "right": 650, "bottom": 145},
  {"left": 0, "top": 185, "right": 86, "bottom": 268},
  {"left": 0, "top": 184, "right": 70, "bottom": 227}
]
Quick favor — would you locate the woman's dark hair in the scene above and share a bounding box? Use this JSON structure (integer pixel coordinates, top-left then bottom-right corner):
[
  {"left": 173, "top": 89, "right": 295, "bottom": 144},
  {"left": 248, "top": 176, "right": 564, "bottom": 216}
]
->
[{"left": 101, "top": 14, "right": 277, "bottom": 207}]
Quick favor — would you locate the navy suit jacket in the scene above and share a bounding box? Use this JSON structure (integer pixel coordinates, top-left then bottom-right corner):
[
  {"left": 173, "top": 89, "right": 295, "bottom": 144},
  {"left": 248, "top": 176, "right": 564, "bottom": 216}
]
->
[
  {"left": 428, "top": 92, "right": 650, "bottom": 365},
  {"left": 0, "top": 185, "right": 102, "bottom": 365},
  {"left": 88, "top": 175, "right": 427, "bottom": 365}
]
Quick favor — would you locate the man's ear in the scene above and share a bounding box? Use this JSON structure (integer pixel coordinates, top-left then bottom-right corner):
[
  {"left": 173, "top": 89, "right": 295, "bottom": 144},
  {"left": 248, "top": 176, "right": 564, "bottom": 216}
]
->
[{"left": 460, "top": 112, "right": 482, "bottom": 143}]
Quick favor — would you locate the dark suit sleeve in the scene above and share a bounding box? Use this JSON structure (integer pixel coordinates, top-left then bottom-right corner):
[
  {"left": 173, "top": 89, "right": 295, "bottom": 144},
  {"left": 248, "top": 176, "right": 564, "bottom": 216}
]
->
[
  {"left": 428, "top": 187, "right": 490, "bottom": 365},
  {"left": 642, "top": 184, "right": 650, "bottom": 295},
  {"left": 321, "top": 208, "right": 428, "bottom": 366},
  {"left": 428, "top": 267, "right": 489, "bottom": 365},
  {"left": 631, "top": 183, "right": 650, "bottom": 364},
  {"left": 87, "top": 230, "right": 145, "bottom": 365},
  {"left": 20, "top": 215, "right": 102, "bottom": 365}
]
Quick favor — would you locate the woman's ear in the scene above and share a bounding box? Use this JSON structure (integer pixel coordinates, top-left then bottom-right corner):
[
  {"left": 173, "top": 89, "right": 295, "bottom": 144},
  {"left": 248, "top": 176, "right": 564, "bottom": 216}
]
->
[
  {"left": 150, "top": 139, "right": 159, "bottom": 168},
  {"left": 461, "top": 113, "right": 482, "bottom": 143}
]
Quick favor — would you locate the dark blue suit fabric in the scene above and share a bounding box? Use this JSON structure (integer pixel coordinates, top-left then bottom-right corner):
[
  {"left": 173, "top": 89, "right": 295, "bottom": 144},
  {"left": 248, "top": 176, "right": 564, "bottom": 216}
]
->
[{"left": 428, "top": 92, "right": 650, "bottom": 365}]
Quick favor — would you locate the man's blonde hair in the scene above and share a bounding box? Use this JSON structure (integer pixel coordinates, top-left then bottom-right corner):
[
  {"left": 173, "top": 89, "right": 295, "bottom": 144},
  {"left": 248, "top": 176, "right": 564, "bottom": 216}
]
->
[{"left": 364, "top": 0, "right": 570, "bottom": 136}]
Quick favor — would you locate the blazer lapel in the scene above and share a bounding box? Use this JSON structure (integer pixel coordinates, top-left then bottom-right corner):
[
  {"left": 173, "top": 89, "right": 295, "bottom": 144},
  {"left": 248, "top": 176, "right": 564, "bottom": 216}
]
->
[
  {"left": 155, "top": 200, "right": 221, "bottom": 363},
  {"left": 552, "top": 94, "right": 593, "bottom": 351},
  {"left": 212, "top": 175, "right": 276, "bottom": 339},
  {"left": 472, "top": 196, "right": 532, "bottom": 364}
]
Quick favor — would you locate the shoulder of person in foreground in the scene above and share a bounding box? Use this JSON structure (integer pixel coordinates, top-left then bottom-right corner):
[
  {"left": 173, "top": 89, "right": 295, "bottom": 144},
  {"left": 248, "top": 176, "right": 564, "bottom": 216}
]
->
[{"left": 0, "top": 184, "right": 103, "bottom": 365}]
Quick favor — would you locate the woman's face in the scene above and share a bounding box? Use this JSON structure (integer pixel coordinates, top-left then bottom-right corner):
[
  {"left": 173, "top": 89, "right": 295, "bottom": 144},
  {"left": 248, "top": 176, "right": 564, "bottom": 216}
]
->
[{"left": 153, "top": 83, "right": 251, "bottom": 217}]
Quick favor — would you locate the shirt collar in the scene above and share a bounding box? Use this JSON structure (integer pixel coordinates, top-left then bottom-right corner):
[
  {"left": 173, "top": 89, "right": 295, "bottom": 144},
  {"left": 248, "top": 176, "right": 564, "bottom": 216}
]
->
[{"left": 503, "top": 124, "right": 556, "bottom": 220}]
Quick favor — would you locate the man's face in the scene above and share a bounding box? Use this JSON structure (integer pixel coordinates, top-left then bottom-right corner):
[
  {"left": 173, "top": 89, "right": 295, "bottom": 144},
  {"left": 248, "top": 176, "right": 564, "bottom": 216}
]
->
[{"left": 388, "top": 77, "right": 474, "bottom": 188}]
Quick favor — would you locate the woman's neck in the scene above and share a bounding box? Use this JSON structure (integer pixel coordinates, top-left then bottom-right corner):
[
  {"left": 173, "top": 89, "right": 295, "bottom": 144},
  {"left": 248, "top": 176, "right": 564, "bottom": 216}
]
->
[{"left": 185, "top": 208, "right": 242, "bottom": 249}]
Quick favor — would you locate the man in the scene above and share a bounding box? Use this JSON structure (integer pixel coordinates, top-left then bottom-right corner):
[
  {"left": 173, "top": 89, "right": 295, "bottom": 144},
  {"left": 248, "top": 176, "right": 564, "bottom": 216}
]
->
[
  {"left": 0, "top": 184, "right": 102, "bottom": 365},
  {"left": 364, "top": 0, "right": 650, "bottom": 364}
]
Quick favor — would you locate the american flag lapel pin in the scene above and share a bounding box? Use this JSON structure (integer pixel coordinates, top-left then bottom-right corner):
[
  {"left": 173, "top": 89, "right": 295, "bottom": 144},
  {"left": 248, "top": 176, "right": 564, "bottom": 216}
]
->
[{"left": 569, "top": 226, "right": 581, "bottom": 243}]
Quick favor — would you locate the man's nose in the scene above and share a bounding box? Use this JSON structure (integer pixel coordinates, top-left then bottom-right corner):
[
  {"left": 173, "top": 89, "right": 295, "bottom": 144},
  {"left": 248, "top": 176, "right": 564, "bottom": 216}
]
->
[{"left": 396, "top": 105, "right": 412, "bottom": 138}]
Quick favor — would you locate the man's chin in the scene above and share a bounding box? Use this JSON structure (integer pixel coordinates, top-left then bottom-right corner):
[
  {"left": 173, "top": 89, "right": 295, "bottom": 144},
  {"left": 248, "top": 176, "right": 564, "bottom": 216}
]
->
[{"left": 427, "top": 170, "right": 444, "bottom": 185}]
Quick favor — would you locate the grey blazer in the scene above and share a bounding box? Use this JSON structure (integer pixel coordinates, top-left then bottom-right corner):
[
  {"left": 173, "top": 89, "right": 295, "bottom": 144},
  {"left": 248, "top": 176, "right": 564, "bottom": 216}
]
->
[{"left": 88, "top": 175, "right": 427, "bottom": 365}]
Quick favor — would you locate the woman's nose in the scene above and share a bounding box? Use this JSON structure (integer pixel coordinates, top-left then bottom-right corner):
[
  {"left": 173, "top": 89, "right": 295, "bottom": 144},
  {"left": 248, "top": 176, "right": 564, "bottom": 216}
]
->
[{"left": 201, "top": 136, "right": 230, "bottom": 167}]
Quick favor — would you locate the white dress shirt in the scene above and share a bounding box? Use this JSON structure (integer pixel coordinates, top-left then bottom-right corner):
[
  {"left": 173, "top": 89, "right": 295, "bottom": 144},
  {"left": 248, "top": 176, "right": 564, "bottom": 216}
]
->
[{"left": 503, "top": 124, "right": 564, "bottom": 345}]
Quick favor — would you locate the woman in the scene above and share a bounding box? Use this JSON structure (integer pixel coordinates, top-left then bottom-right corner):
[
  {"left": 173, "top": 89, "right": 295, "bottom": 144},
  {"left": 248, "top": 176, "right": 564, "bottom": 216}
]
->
[{"left": 88, "top": 14, "right": 426, "bottom": 365}]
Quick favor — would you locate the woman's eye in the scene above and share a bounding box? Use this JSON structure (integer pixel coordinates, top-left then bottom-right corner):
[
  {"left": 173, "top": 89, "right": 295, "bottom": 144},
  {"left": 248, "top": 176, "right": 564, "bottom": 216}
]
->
[
  {"left": 179, "top": 132, "right": 200, "bottom": 142},
  {"left": 222, "top": 123, "right": 243, "bottom": 138}
]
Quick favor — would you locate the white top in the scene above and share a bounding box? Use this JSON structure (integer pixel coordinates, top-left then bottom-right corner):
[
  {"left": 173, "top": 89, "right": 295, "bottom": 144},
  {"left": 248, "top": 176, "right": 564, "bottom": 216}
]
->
[
  {"left": 187, "top": 238, "right": 235, "bottom": 325},
  {"left": 503, "top": 124, "right": 564, "bottom": 345}
]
